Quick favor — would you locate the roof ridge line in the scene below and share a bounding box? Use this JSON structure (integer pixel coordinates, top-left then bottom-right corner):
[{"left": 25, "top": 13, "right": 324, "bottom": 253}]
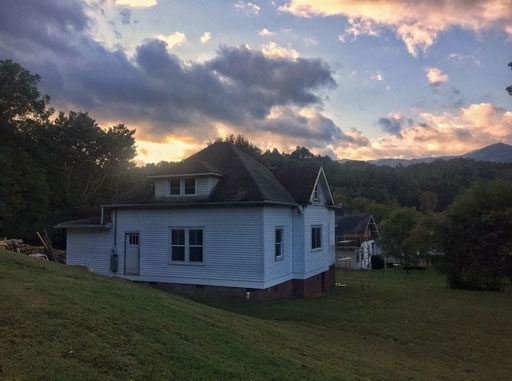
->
[{"left": 229, "top": 144, "right": 266, "bottom": 200}]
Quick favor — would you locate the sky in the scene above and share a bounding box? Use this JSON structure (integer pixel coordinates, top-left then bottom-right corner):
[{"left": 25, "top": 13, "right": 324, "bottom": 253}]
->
[{"left": 1, "top": 0, "right": 511, "bottom": 164}]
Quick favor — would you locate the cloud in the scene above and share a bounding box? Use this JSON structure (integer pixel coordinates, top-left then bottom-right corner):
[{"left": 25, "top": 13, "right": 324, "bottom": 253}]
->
[
  {"left": 154, "top": 32, "right": 186, "bottom": 49},
  {"left": 259, "top": 28, "right": 276, "bottom": 37},
  {"left": 280, "top": 0, "right": 512, "bottom": 56},
  {"left": 303, "top": 36, "right": 318, "bottom": 46},
  {"left": 234, "top": 1, "right": 260, "bottom": 15},
  {"left": 119, "top": 9, "right": 132, "bottom": 25},
  {"left": 377, "top": 113, "right": 413, "bottom": 138},
  {"left": 426, "top": 67, "right": 449, "bottom": 88},
  {"left": 200, "top": 32, "right": 211, "bottom": 44},
  {"left": 371, "top": 103, "right": 512, "bottom": 158},
  {"left": 261, "top": 42, "right": 299, "bottom": 59},
  {"left": 115, "top": 0, "right": 157, "bottom": 7}
]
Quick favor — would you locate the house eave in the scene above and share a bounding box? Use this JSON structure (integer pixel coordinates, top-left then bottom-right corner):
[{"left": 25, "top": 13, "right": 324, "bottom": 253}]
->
[
  {"left": 54, "top": 222, "right": 113, "bottom": 229},
  {"left": 147, "top": 172, "right": 224, "bottom": 179},
  {"left": 101, "top": 200, "right": 299, "bottom": 210}
]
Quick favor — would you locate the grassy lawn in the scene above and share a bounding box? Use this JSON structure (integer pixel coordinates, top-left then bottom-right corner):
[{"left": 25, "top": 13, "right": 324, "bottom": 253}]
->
[{"left": 1, "top": 249, "right": 511, "bottom": 380}]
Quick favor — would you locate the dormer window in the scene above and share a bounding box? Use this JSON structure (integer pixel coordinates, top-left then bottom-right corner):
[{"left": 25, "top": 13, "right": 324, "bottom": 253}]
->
[
  {"left": 184, "top": 178, "right": 196, "bottom": 195},
  {"left": 313, "top": 184, "right": 320, "bottom": 201},
  {"left": 170, "top": 179, "right": 181, "bottom": 195}
]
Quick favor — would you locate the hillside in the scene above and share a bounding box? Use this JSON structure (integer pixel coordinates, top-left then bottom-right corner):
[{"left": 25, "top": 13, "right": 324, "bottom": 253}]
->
[
  {"left": 1, "top": 250, "right": 512, "bottom": 379},
  {"left": 368, "top": 143, "right": 512, "bottom": 167}
]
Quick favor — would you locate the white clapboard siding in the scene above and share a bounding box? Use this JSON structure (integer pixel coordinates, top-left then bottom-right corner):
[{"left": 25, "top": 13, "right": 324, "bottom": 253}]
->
[
  {"left": 114, "top": 207, "right": 265, "bottom": 288},
  {"left": 303, "top": 205, "right": 335, "bottom": 278},
  {"left": 66, "top": 228, "right": 114, "bottom": 274},
  {"left": 262, "top": 206, "right": 294, "bottom": 288},
  {"left": 292, "top": 210, "right": 305, "bottom": 276},
  {"left": 154, "top": 179, "right": 168, "bottom": 197}
]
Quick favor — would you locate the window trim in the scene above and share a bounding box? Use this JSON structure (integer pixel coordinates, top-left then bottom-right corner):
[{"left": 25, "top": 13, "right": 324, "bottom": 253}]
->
[
  {"left": 311, "top": 225, "right": 322, "bottom": 251},
  {"left": 275, "top": 226, "right": 284, "bottom": 261},
  {"left": 169, "top": 227, "right": 205, "bottom": 264}
]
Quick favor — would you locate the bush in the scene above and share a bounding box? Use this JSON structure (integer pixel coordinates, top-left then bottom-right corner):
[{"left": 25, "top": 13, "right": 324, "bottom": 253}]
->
[{"left": 371, "top": 255, "right": 385, "bottom": 270}]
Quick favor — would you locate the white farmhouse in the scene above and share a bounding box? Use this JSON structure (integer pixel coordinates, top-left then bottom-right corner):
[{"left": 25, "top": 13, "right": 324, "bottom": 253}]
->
[{"left": 56, "top": 142, "right": 338, "bottom": 297}]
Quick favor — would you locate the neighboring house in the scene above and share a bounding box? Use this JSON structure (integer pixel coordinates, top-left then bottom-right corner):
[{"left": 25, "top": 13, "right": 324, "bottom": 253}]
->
[
  {"left": 335, "top": 214, "right": 380, "bottom": 270},
  {"left": 55, "top": 142, "right": 338, "bottom": 298}
]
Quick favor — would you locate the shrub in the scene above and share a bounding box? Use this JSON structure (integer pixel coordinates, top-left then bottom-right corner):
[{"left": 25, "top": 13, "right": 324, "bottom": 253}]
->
[{"left": 371, "top": 255, "right": 385, "bottom": 270}]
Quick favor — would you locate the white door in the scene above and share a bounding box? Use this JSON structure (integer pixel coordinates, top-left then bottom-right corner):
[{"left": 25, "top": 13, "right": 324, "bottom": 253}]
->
[{"left": 125, "top": 233, "right": 139, "bottom": 275}]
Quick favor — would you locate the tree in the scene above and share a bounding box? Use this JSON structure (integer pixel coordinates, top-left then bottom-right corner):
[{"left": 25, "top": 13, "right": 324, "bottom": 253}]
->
[
  {"left": 435, "top": 180, "right": 512, "bottom": 290},
  {"left": 379, "top": 207, "right": 421, "bottom": 271},
  {"left": 507, "top": 62, "right": 512, "bottom": 96}
]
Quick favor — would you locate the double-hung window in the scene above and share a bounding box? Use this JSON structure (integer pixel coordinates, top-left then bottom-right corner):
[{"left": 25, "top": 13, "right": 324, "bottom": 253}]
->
[
  {"left": 171, "top": 229, "right": 185, "bottom": 261},
  {"left": 170, "top": 179, "right": 181, "bottom": 195},
  {"left": 275, "top": 227, "right": 284, "bottom": 260},
  {"left": 188, "top": 229, "right": 203, "bottom": 262},
  {"left": 170, "top": 228, "right": 204, "bottom": 263},
  {"left": 184, "top": 178, "right": 196, "bottom": 195},
  {"left": 311, "top": 226, "right": 322, "bottom": 250}
]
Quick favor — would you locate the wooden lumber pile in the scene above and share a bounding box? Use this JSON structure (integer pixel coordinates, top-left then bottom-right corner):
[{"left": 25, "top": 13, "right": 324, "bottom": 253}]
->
[{"left": 0, "top": 238, "right": 66, "bottom": 263}]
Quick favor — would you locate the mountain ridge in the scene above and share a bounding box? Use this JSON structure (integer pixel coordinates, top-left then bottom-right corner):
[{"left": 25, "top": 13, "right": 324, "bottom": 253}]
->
[{"left": 363, "top": 143, "right": 512, "bottom": 167}]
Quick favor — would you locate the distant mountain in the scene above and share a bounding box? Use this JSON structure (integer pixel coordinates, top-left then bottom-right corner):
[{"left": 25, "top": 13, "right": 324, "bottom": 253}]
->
[{"left": 366, "top": 143, "right": 512, "bottom": 167}]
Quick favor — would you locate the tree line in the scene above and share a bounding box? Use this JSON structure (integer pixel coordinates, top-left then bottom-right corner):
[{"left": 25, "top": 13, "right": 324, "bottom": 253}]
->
[{"left": 1, "top": 59, "right": 511, "bottom": 290}]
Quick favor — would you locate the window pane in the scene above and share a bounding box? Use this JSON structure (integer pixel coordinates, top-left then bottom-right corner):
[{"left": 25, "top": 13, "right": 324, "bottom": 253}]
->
[
  {"left": 172, "top": 246, "right": 185, "bottom": 261},
  {"left": 189, "top": 247, "right": 203, "bottom": 262},
  {"left": 170, "top": 179, "right": 180, "bottom": 195},
  {"left": 172, "top": 229, "right": 184, "bottom": 245},
  {"left": 275, "top": 243, "right": 282, "bottom": 258},
  {"left": 184, "top": 178, "right": 195, "bottom": 194},
  {"left": 189, "top": 229, "right": 203, "bottom": 246},
  {"left": 275, "top": 228, "right": 282, "bottom": 243}
]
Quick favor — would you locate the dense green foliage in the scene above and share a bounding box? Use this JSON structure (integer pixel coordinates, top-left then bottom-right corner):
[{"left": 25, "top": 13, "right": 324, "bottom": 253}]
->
[
  {"left": 0, "top": 59, "right": 136, "bottom": 241},
  {"left": 1, "top": 249, "right": 512, "bottom": 379},
  {"left": 370, "top": 254, "right": 385, "bottom": 269},
  {"left": 431, "top": 180, "right": 512, "bottom": 289}
]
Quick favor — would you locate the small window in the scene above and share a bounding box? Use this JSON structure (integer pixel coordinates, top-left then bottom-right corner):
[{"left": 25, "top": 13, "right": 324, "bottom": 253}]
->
[
  {"left": 170, "top": 179, "right": 180, "bottom": 195},
  {"left": 128, "top": 234, "right": 139, "bottom": 245},
  {"left": 184, "top": 178, "right": 196, "bottom": 195},
  {"left": 189, "top": 229, "right": 203, "bottom": 262},
  {"left": 313, "top": 184, "right": 320, "bottom": 200},
  {"left": 312, "top": 226, "right": 322, "bottom": 250},
  {"left": 275, "top": 228, "right": 283, "bottom": 259},
  {"left": 171, "top": 229, "right": 185, "bottom": 261}
]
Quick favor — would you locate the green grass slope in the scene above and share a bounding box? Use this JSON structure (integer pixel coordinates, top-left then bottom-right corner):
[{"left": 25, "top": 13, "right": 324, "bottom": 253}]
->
[{"left": 1, "top": 249, "right": 511, "bottom": 380}]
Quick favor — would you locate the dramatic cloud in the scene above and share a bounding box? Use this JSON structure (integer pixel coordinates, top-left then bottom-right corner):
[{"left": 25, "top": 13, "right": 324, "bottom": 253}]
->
[
  {"left": 280, "top": 0, "right": 512, "bottom": 56},
  {"left": 154, "top": 32, "right": 186, "bottom": 49},
  {"left": 377, "top": 113, "right": 413, "bottom": 138},
  {"left": 0, "top": 0, "right": 346, "bottom": 152},
  {"left": 259, "top": 28, "right": 277, "bottom": 37},
  {"left": 200, "top": 32, "right": 211, "bottom": 44},
  {"left": 426, "top": 67, "right": 449, "bottom": 88},
  {"left": 371, "top": 103, "right": 512, "bottom": 158}
]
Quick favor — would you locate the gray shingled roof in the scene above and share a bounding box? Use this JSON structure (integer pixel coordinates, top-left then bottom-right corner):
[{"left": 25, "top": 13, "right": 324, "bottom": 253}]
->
[
  {"left": 273, "top": 166, "right": 321, "bottom": 204},
  {"left": 335, "top": 214, "right": 372, "bottom": 236},
  {"left": 114, "top": 142, "right": 298, "bottom": 205}
]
